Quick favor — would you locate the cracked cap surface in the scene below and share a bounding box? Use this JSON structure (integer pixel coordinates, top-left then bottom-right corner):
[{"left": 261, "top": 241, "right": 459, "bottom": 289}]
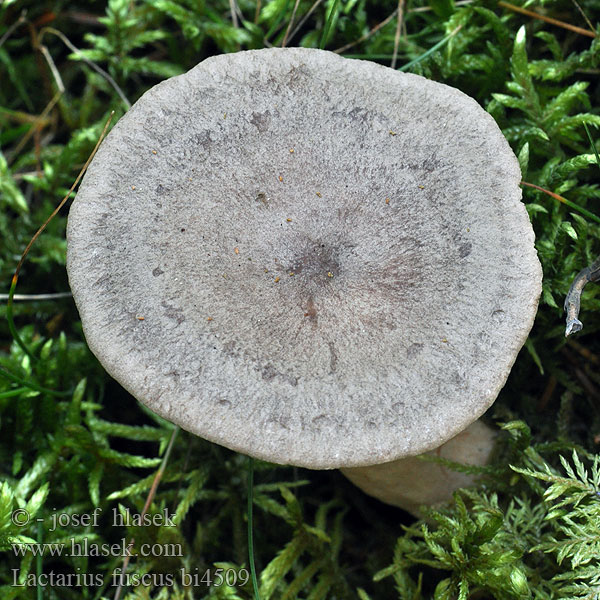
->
[{"left": 67, "top": 48, "right": 542, "bottom": 468}]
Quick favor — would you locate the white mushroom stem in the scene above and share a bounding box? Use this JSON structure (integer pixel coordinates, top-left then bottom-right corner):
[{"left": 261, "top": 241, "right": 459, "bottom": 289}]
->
[{"left": 340, "top": 420, "right": 496, "bottom": 516}]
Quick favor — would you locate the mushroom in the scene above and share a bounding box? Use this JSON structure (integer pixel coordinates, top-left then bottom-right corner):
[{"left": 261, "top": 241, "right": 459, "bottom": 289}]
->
[{"left": 66, "top": 48, "right": 542, "bottom": 513}]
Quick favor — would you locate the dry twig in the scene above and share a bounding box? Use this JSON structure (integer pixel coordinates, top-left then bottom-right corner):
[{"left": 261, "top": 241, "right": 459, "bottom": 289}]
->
[
  {"left": 564, "top": 255, "right": 600, "bottom": 336},
  {"left": 334, "top": 9, "right": 398, "bottom": 54},
  {"left": 498, "top": 1, "right": 596, "bottom": 38},
  {"left": 282, "top": 0, "right": 302, "bottom": 47},
  {"left": 40, "top": 27, "right": 131, "bottom": 109},
  {"left": 285, "top": 0, "right": 325, "bottom": 47},
  {"left": 391, "top": 0, "right": 406, "bottom": 70}
]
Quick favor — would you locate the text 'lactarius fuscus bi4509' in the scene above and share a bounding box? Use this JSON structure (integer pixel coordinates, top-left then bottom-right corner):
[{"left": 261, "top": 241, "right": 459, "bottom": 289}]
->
[{"left": 67, "top": 48, "right": 542, "bottom": 515}]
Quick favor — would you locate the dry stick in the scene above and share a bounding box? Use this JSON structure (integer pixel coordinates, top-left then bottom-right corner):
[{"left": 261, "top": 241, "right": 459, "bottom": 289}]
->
[
  {"left": 576, "top": 367, "right": 600, "bottom": 401},
  {"left": 561, "top": 346, "right": 600, "bottom": 400},
  {"left": 285, "top": 0, "right": 325, "bottom": 48},
  {"left": 8, "top": 22, "right": 66, "bottom": 163},
  {"left": 391, "top": 0, "right": 406, "bottom": 70},
  {"left": 0, "top": 10, "right": 27, "bottom": 50},
  {"left": 0, "top": 111, "right": 51, "bottom": 128},
  {"left": 564, "top": 255, "right": 600, "bottom": 337},
  {"left": 519, "top": 181, "right": 600, "bottom": 336},
  {"left": 333, "top": 0, "right": 474, "bottom": 55},
  {"left": 113, "top": 427, "right": 180, "bottom": 600},
  {"left": 40, "top": 27, "right": 131, "bottom": 109},
  {"left": 537, "top": 375, "right": 557, "bottom": 411},
  {"left": 520, "top": 181, "right": 600, "bottom": 225},
  {"left": 6, "top": 112, "right": 115, "bottom": 360},
  {"left": 12, "top": 112, "right": 113, "bottom": 280},
  {"left": 567, "top": 338, "right": 600, "bottom": 365},
  {"left": 0, "top": 292, "right": 72, "bottom": 301},
  {"left": 35, "top": 42, "right": 64, "bottom": 172},
  {"left": 230, "top": 0, "right": 239, "bottom": 29},
  {"left": 8, "top": 34, "right": 66, "bottom": 164},
  {"left": 571, "top": 0, "right": 596, "bottom": 34},
  {"left": 498, "top": 1, "right": 596, "bottom": 38},
  {"left": 282, "top": 0, "right": 302, "bottom": 48},
  {"left": 12, "top": 168, "right": 52, "bottom": 179},
  {"left": 254, "top": 0, "right": 262, "bottom": 24},
  {"left": 8, "top": 90, "right": 61, "bottom": 164},
  {"left": 334, "top": 8, "right": 398, "bottom": 54},
  {"left": 39, "top": 44, "right": 65, "bottom": 94},
  {"left": 33, "top": 121, "right": 43, "bottom": 176}
]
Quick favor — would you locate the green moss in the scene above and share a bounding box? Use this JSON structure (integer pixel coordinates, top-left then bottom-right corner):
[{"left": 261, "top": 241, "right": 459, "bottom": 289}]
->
[{"left": 1, "top": 1, "right": 599, "bottom": 598}]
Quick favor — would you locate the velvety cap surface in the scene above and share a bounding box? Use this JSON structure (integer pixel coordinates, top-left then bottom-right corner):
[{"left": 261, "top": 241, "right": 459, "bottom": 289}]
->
[{"left": 67, "top": 48, "right": 542, "bottom": 468}]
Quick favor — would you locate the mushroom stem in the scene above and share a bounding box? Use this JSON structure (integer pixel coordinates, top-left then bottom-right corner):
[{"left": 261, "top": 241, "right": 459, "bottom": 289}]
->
[
  {"left": 564, "top": 254, "right": 600, "bottom": 337},
  {"left": 340, "top": 420, "right": 496, "bottom": 516}
]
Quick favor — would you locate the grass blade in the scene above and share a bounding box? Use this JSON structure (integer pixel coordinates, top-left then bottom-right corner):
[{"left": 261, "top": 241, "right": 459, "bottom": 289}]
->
[
  {"left": 583, "top": 122, "right": 600, "bottom": 171},
  {"left": 319, "top": 0, "right": 341, "bottom": 49},
  {"left": 521, "top": 181, "right": 600, "bottom": 225},
  {"left": 248, "top": 456, "right": 261, "bottom": 600},
  {"left": 399, "top": 25, "right": 462, "bottom": 71}
]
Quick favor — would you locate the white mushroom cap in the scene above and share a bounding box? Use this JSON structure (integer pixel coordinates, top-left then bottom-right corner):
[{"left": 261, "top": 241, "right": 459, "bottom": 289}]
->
[{"left": 66, "top": 48, "right": 542, "bottom": 469}]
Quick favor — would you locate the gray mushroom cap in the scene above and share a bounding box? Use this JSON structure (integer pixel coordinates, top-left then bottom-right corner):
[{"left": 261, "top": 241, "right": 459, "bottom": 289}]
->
[{"left": 66, "top": 48, "right": 542, "bottom": 469}]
